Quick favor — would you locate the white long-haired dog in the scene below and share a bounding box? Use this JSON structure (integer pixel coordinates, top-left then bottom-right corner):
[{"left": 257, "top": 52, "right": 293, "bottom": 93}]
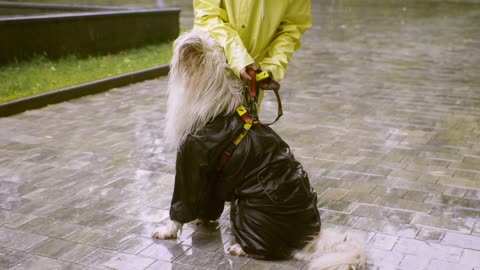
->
[{"left": 152, "top": 30, "right": 366, "bottom": 270}]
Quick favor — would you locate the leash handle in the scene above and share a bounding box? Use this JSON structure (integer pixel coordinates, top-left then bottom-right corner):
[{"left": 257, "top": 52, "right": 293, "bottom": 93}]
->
[
  {"left": 253, "top": 71, "right": 282, "bottom": 126},
  {"left": 261, "top": 82, "right": 283, "bottom": 126}
]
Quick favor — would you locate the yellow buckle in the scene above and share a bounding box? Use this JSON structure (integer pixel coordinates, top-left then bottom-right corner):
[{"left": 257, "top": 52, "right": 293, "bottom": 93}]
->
[
  {"left": 236, "top": 105, "right": 247, "bottom": 116},
  {"left": 255, "top": 71, "right": 270, "bottom": 82}
]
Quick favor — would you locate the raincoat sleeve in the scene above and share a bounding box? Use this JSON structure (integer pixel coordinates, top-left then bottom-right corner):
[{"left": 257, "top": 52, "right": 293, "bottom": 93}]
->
[
  {"left": 169, "top": 136, "right": 216, "bottom": 223},
  {"left": 259, "top": 1, "right": 312, "bottom": 81},
  {"left": 193, "top": 0, "right": 254, "bottom": 79}
]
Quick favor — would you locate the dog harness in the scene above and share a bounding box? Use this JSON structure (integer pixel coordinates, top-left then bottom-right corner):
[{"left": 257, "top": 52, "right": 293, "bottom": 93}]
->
[{"left": 218, "top": 70, "right": 282, "bottom": 170}]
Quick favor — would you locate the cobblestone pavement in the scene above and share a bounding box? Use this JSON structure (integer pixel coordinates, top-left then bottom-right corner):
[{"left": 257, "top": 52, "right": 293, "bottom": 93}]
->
[{"left": 1, "top": 0, "right": 480, "bottom": 269}]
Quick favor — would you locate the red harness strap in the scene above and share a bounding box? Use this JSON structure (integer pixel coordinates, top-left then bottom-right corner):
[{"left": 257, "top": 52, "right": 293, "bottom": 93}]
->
[
  {"left": 217, "top": 69, "right": 283, "bottom": 171},
  {"left": 217, "top": 105, "right": 255, "bottom": 171}
]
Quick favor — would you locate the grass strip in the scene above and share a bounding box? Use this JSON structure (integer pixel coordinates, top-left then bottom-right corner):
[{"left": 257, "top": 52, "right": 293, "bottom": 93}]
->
[{"left": 0, "top": 42, "right": 172, "bottom": 103}]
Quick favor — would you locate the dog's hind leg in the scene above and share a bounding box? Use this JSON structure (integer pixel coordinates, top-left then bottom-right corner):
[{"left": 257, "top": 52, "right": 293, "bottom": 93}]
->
[
  {"left": 152, "top": 220, "right": 183, "bottom": 239},
  {"left": 227, "top": 243, "right": 247, "bottom": 257},
  {"left": 190, "top": 218, "right": 205, "bottom": 226}
]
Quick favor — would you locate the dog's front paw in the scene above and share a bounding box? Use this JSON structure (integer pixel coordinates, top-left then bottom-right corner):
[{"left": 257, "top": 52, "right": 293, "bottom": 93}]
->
[
  {"left": 227, "top": 243, "right": 247, "bottom": 257},
  {"left": 152, "top": 221, "right": 182, "bottom": 240},
  {"left": 152, "top": 227, "right": 178, "bottom": 239}
]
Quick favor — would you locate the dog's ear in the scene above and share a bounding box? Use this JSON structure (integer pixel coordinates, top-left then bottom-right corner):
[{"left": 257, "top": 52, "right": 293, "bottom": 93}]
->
[{"left": 177, "top": 38, "right": 205, "bottom": 69}]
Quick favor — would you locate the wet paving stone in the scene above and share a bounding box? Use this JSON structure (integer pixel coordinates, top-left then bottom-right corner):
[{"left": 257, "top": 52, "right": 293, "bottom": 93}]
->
[
  {"left": 425, "top": 259, "right": 473, "bottom": 270},
  {"left": 28, "top": 238, "right": 78, "bottom": 259},
  {"left": 411, "top": 213, "right": 476, "bottom": 233},
  {"left": 1, "top": 0, "right": 480, "bottom": 269},
  {"left": 58, "top": 244, "right": 98, "bottom": 264},
  {"left": 0, "top": 227, "right": 48, "bottom": 251},
  {"left": 352, "top": 204, "right": 391, "bottom": 220},
  {"left": 63, "top": 227, "right": 109, "bottom": 245},
  {"left": 189, "top": 231, "right": 231, "bottom": 252},
  {"left": 139, "top": 241, "right": 190, "bottom": 261},
  {"left": 386, "top": 209, "right": 415, "bottom": 224},
  {"left": 8, "top": 255, "right": 85, "bottom": 270},
  {"left": 105, "top": 218, "right": 145, "bottom": 234},
  {"left": 116, "top": 236, "right": 154, "bottom": 255},
  {"left": 376, "top": 196, "right": 433, "bottom": 213},
  {"left": 342, "top": 191, "right": 378, "bottom": 204},
  {"left": 175, "top": 247, "right": 249, "bottom": 269},
  {"left": 415, "top": 227, "right": 445, "bottom": 242},
  {"left": 76, "top": 212, "right": 123, "bottom": 229},
  {"left": 321, "top": 211, "right": 361, "bottom": 227},
  {"left": 0, "top": 181, "right": 38, "bottom": 197},
  {"left": 369, "top": 233, "right": 399, "bottom": 251},
  {"left": 85, "top": 250, "right": 156, "bottom": 270},
  {"left": 0, "top": 209, "right": 36, "bottom": 228},
  {"left": 459, "top": 249, "right": 480, "bottom": 267},
  {"left": 146, "top": 260, "right": 201, "bottom": 270},
  {"left": 366, "top": 248, "right": 404, "bottom": 269},
  {"left": 0, "top": 247, "right": 30, "bottom": 269},
  {"left": 242, "top": 258, "right": 307, "bottom": 270},
  {"left": 317, "top": 198, "right": 355, "bottom": 213},
  {"left": 85, "top": 230, "right": 134, "bottom": 250},
  {"left": 0, "top": 194, "right": 31, "bottom": 211},
  {"left": 393, "top": 238, "right": 463, "bottom": 263},
  {"left": 397, "top": 254, "right": 431, "bottom": 270},
  {"left": 355, "top": 217, "right": 420, "bottom": 238},
  {"left": 441, "top": 232, "right": 480, "bottom": 250}
]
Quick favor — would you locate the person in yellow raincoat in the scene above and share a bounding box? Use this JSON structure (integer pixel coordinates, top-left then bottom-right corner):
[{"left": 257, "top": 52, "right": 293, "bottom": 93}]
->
[{"left": 193, "top": 0, "right": 312, "bottom": 90}]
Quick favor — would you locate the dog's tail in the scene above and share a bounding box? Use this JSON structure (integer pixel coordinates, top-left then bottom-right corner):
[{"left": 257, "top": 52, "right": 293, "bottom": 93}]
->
[{"left": 295, "top": 228, "right": 367, "bottom": 270}]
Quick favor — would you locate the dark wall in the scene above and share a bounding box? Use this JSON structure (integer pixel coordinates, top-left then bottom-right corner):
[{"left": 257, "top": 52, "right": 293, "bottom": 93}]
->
[
  {"left": 0, "top": 8, "right": 180, "bottom": 63},
  {"left": 0, "top": 2, "right": 122, "bottom": 16}
]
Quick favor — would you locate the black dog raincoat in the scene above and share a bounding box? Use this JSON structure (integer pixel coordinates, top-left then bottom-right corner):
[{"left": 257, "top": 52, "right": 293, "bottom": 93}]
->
[{"left": 169, "top": 113, "right": 321, "bottom": 260}]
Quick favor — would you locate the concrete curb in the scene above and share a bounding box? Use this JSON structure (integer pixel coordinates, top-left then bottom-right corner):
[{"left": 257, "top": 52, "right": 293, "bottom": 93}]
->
[{"left": 0, "top": 64, "right": 169, "bottom": 117}]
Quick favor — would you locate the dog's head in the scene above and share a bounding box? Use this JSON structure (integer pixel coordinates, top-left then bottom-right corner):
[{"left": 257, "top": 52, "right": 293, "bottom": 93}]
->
[
  {"left": 172, "top": 31, "right": 221, "bottom": 78},
  {"left": 165, "top": 31, "right": 244, "bottom": 149}
]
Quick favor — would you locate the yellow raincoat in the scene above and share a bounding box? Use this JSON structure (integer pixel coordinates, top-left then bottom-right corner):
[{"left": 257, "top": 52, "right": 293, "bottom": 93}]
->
[{"left": 193, "top": 0, "right": 312, "bottom": 82}]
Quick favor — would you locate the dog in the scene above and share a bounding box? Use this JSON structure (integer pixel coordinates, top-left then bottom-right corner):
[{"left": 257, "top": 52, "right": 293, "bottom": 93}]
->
[{"left": 152, "top": 30, "right": 366, "bottom": 269}]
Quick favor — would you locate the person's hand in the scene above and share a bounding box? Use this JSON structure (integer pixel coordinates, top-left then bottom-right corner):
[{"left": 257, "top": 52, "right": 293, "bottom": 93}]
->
[{"left": 240, "top": 63, "right": 258, "bottom": 81}]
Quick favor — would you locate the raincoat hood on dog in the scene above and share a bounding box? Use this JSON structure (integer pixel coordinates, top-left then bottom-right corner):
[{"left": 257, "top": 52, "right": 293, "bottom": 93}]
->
[{"left": 193, "top": 0, "right": 312, "bottom": 81}]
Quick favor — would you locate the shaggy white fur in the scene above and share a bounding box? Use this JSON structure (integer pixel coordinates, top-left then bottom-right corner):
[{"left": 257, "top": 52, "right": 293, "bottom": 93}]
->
[
  {"left": 295, "top": 229, "right": 367, "bottom": 270},
  {"left": 164, "top": 30, "right": 244, "bottom": 150}
]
